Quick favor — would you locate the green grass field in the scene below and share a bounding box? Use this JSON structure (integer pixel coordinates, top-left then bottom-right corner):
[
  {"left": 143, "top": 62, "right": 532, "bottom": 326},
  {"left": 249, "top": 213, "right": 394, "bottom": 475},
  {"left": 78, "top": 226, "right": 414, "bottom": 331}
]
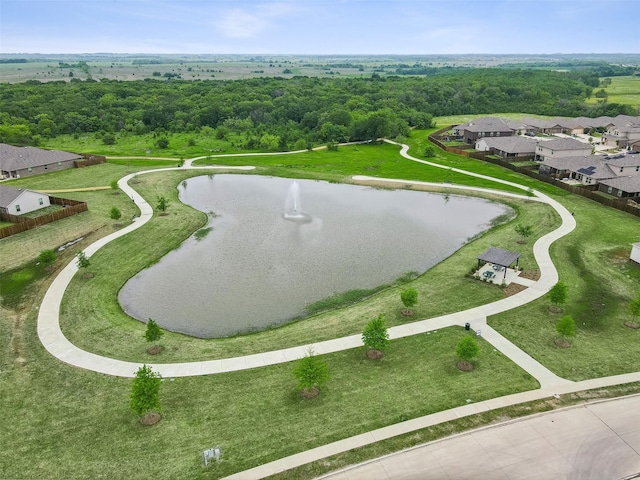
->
[
  {"left": 1, "top": 125, "right": 639, "bottom": 479},
  {"left": 586, "top": 76, "right": 640, "bottom": 109}
]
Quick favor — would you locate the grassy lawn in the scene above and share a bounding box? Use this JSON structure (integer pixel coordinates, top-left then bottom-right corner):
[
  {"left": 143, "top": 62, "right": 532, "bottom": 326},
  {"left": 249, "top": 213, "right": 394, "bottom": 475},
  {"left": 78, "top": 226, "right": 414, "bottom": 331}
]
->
[
  {"left": 586, "top": 76, "right": 640, "bottom": 109},
  {"left": 489, "top": 192, "right": 640, "bottom": 381},
  {"left": 0, "top": 318, "right": 538, "bottom": 479},
  {"left": 1, "top": 124, "right": 640, "bottom": 479}
]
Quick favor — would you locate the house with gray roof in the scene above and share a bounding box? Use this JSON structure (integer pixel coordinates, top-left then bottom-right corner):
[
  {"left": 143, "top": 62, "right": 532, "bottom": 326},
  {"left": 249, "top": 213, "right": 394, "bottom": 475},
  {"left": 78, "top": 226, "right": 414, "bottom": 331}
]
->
[
  {"left": 452, "top": 117, "right": 515, "bottom": 144},
  {"left": 539, "top": 154, "right": 640, "bottom": 187},
  {"left": 475, "top": 136, "right": 537, "bottom": 158},
  {"left": 0, "top": 185, "right": 51, "bottom": 215},
  {"left": 534, "top": 138, "right": 592, "bottom": 162},
  {"left": 598, "top": 175, "right": 640, "bottom": 199},
  {"left": 0, "top": 143, "right": 81, "bottom": 179}
]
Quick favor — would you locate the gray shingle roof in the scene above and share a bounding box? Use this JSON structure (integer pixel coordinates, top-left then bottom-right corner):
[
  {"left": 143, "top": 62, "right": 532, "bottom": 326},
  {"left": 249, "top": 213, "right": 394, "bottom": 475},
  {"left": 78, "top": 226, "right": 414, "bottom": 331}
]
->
[
  {"left": 477, "top": 247, "right": 521, "bottom": 267},
  {"left": 456, "top": 117, "right": 514, "bottom": 133},
  {"left": 599, "top": 176, "right": 640, "bottom": 194},
  {"left": 0, "top": 185, "right": 29, "bottom": 208},
  {"left": 477, "top": 136, "right": 537, "bottom": 154},
  {"left": 0, "top": 143, "right": 81, "bottom": 171},
  {"left": 537, "top": 138, "right": 591, "bottom": 151}
]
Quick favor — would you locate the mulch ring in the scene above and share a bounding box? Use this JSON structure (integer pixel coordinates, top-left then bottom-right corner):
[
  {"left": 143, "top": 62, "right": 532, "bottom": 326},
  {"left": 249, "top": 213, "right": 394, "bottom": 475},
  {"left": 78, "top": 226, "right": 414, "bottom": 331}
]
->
[
  {"left": 301, "top": 387, "right": 319, "bottom": 399},
  {"left": 82, "top": 272, "right": 94, "bottom": 279},
  {"left": 624, "top": 321, "right": 640, "bottom": 329},
  {"left": 456, "top": 361, "right": 474, "bottom": 371},
  {"left": 554, "top": 338, "right": 571, "bottom": 348},
  {"left": 141, "top": 412, "right": 161, "bottom": 426},
  {"left": 519, "top": 269, "right": 541, "bottom": 281},
  {"left": 146, "top": 345, "right": 163, "bottom": 355},
  {"left": 503, "top": 283, "right": 527, "bottom": 297},
  {"left": 548, "top": 306, "right": 563, "bottom": 314},
  {"left": 366, "top": 349, "right": 384, "bottom": 360}
]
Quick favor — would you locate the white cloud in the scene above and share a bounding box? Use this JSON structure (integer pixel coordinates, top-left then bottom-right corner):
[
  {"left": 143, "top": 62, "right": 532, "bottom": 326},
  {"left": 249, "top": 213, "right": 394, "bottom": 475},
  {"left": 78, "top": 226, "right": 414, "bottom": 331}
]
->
[{"left": 214, "top": 2, "right": 302, "bottom": 39}]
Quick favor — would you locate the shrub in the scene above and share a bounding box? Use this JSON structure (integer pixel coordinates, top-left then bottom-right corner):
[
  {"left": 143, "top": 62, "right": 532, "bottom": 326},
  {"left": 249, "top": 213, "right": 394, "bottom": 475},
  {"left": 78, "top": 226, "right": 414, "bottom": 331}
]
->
[
  {"left": 109, "top": 206, "right": 122, "bottom": 221},
  {"left": 144, "top": 319, "right": 164, "bottom": 344},
  {"left": 362, "top": 314, "right": 390, "bottom": 353},
  {"left": 292, "top": 349, "right": 330, "bottom": 394},
  {"left": 456, "top": 336, "right": 479, "bottom": 363},
  {"left": 130, "top": 365, "right": 161, "bottom": 417},
  {"left": 38, "top": 249, "right": 56, "bottom": 266}
]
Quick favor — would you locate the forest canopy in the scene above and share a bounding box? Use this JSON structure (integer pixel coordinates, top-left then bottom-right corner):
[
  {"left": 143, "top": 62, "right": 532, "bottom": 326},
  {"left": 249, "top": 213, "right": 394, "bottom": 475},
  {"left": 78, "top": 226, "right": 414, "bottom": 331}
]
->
[{"left": 0, "top": 68, "right": 633, "bottom": 149}]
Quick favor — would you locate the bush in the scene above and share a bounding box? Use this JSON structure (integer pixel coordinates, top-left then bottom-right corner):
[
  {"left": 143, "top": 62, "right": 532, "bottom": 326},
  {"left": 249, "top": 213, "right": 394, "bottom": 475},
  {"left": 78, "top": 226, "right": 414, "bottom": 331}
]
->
[
  {"left": 556, "top": 315, "right": 576, "bottom": 340},
  {"left": 144, "top": 319, "right": 164, "bottom": 344},
  {"left": 109, "top": 206, "right": 122, "bottom": 221},
  {"left": 38, "top": 249, "right": 56, "bottom": 266}
]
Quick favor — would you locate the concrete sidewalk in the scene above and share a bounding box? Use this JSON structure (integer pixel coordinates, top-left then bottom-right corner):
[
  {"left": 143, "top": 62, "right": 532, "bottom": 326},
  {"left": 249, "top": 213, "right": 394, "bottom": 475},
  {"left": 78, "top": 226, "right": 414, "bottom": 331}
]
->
[{"left": 317, "top": 394, "right": 640, "bottom": 480}]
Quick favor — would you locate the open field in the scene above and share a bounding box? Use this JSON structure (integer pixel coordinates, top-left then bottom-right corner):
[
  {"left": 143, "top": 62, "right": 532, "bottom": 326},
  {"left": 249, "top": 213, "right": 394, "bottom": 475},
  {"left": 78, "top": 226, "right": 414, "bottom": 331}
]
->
[
  {"left": 587, "top": 75, "right": 640, "bottom": 110},
  {"left": 1, "top": 126, "right": 639, "bottom": 479}
]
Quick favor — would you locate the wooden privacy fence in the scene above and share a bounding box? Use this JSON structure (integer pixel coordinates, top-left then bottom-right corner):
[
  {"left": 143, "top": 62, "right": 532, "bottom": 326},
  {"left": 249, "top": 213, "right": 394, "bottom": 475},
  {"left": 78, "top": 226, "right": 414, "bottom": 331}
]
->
[
  {"left": 74, "top": 154, "right": 106, "bottom": 168},
  {"left": 0, "top": 197, "right": 88, "bottom": 239},
  {"left": 428, "top": 128, "right": 640, "bottom": 218}
]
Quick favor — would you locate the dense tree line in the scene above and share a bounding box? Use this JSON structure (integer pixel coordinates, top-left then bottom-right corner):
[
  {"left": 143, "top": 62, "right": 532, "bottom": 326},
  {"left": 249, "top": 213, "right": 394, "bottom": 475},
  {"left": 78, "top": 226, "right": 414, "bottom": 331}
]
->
[{"left": 0, "top": 69, "right": 633, "bottom": 149}]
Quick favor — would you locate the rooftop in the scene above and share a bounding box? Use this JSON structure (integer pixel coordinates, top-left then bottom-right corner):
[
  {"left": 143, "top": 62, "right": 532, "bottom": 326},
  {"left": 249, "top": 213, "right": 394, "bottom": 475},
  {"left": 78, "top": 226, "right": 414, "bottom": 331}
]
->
[{"left": 0, "top": 143, "right": 81, "bottom": 172}]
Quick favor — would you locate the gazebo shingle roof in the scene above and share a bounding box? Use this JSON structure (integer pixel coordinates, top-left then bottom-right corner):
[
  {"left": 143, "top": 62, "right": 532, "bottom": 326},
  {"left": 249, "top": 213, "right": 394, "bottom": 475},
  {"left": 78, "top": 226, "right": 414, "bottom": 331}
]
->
[{"left": 478, "top": 247, "right": 521, "bottom": 267}]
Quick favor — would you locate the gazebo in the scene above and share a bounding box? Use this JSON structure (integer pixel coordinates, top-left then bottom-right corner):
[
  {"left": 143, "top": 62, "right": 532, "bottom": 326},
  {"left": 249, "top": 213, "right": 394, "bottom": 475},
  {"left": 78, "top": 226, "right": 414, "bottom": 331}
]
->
[{"left": 477, "top": 247, "right": 521, "bottom": 280}]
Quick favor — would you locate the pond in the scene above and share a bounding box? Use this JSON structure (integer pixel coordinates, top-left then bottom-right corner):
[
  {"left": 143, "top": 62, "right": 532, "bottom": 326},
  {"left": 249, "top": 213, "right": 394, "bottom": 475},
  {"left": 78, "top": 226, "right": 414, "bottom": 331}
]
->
[{"left": 118, "top": 175, "right": 513, "bottom": 338}]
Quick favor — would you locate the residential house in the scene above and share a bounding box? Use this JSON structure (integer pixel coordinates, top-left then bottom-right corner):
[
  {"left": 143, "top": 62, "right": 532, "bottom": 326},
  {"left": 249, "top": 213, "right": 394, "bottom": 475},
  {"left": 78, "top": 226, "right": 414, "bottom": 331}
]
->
[
  {"left": 534, "top": 138, "right": 593, "bottom": 162},
  {"left": 474, "top": 136, "right": 537, "bottom": 158},
  {"left": 522, "top": 117, "right": 564, "bottom": 135},
  {"left": 0, "top": 143, "right": 81, "bottom": 179},
  {"left": 0, "top": 185, "right": 51, "bottom": 215},
  {"left": 598, "top": 176, "right": 640, "bottom": 199},
  {"left": 453, "top": 117, "right": 515, "bottom": 144},
  {"left": 602, "top": 115, "right": 640, "bottom": 148},
  {"left": 539, "top": 154, "right": 640, "bottom": 186}
]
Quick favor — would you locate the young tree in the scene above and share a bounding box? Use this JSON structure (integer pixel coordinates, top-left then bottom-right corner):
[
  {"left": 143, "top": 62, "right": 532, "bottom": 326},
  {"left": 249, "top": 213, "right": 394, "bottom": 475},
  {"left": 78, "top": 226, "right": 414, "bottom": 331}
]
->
[
  {"left": 130, "top": 364, "right": 162, "bottom": 424},
  {"left": 555, "top": 315, "right": 576, "bottom": 346},
  {"left": 144, "top": 319, "right": 164, "bottom": 354},
  {"left": 110, "top": 179, "right": 119, "bottom": 192},
  {"left": 456, "top": 336, "right": 479, "bottom": 371},
  {"left": 628, "top": 292, "right": 640, "bottom": 325},
  {"left": 424, "top": 146, "right": 436, "bottom": 158},
  {"left": 156, "top": 136, "right": 169, "bottom": 149},
  {"left": 547, "top": 281, "right": 568, "bottom": 312},
  {"left": 38, "top": 249, "right": 56, "bottom": 266},
  {"left": 156, "top": 196, "right": 169, "bottom": 213},
  {"left": 110, "top": 206, "right": 122, "bottom": 221},
  {"left": 362, "top": 314, "right": 390, "bottom": 359},
  {"left": 292, "top": 348, "right": 330, "bottom": 399},
  {"left": 76, "top": 251, "right": 90, "bottom": 269},
  {"left": 400, "top": 287, "right": 418, "bottom": 316},
  {"left": 514, "top": 224, "right": 533, "bottom": 243}
]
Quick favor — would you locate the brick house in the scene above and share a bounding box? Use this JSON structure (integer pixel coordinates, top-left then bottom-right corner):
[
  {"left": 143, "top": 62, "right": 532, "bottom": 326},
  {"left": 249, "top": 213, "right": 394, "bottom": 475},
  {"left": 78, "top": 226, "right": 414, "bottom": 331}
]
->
[{"left": 0, "top": 143, "right": 82, "bottom": 179}]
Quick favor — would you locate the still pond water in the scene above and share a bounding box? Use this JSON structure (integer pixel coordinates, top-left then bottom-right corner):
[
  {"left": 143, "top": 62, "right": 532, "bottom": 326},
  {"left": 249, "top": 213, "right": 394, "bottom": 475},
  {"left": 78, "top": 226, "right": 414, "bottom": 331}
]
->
[{"left": 118, "top": 175, "right": 512, "bottom": 337}]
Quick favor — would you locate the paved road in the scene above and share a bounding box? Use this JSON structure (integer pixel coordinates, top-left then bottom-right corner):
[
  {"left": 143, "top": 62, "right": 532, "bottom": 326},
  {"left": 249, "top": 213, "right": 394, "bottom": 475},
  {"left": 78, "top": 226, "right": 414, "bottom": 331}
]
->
[{"left": 317, "top": 395, "right": 640, "bottom": 480}]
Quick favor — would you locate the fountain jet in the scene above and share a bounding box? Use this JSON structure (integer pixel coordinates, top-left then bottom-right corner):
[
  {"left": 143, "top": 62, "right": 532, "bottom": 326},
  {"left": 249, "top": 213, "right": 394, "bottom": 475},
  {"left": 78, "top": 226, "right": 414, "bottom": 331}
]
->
[{"left": 283, "top": 180, "right": 312, "bottom": 224}]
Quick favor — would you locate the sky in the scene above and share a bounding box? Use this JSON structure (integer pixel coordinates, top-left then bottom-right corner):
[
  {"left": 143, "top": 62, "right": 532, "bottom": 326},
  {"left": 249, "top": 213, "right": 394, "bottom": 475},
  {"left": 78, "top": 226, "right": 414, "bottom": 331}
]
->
[{"left": 1, "top": 0, "right": 638, "bottom": 55}]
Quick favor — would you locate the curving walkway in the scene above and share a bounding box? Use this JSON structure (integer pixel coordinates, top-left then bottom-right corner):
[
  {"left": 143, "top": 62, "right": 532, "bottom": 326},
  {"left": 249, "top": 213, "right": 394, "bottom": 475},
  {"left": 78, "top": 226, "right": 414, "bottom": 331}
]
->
[
  {"left": 35, "top": 142, "right": 640, "bottom": 479},
  {"left": 38, "top": 147, "right": 574, "bottom": 379}
]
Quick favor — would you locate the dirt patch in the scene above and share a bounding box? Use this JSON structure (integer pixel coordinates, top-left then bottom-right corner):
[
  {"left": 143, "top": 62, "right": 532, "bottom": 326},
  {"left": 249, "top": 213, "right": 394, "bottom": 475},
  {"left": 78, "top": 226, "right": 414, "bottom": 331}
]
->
[
  {"left": 456, "top": 361, "right": 474, "bottom": 371},
  {"left": 82, "top": 272, "right": 94, "bottom": 279},
  {"left": 554, "top": 338, "right": 571, "bottom": 348},
  {"left": 146, "top": 345, "right": 164, "bottom": 355},
  {"left": 624, "top": 321, "right": 640, "bottom": 329},
  {"left": 401, "top": 309, "right": 413, "bottom": 317},
  {"left": 548, "top": 306, "right": 563, "bottom": 314},
  {"left": 301, "top": 387, "right": 319, "bottom": 399},
  {"left": 159, "top": 212, "right": 170, "bottom": 217},
  {"left": 366, "top": 349, "right": 384, "bottom": 360},
  {"left": 141, "top": 412, "right": 161, "bottom": 426}
]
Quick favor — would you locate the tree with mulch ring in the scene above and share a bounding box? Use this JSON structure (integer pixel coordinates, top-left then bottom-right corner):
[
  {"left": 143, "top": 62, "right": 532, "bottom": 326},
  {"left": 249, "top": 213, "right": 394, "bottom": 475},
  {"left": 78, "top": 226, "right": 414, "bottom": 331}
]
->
[
  {"left": 547, "top": 281, "right": 568, "bottom": 313},
  {"left": 555, "top": 315, "right": 575, "bottom": 348},
  {"left": 362, "top": 314, "right": 390, "bottom": 359},
  {"left": 292, "top": 348, "right": 330, "bottom": 399},
  {"left": 456, "top": 335, "right": 479, "bottom": 371},
  {"left": 400, "top": 287, "right": 418, "bottom": 316},
  {"left": 625, "top": 292, "right": 640, "bottom": 329},
  {"left": 130, "top": 364, "right": 162, "bottom": 425},
  {"left": 144, "top": 318, "right": 164, "bottom": 355}
]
